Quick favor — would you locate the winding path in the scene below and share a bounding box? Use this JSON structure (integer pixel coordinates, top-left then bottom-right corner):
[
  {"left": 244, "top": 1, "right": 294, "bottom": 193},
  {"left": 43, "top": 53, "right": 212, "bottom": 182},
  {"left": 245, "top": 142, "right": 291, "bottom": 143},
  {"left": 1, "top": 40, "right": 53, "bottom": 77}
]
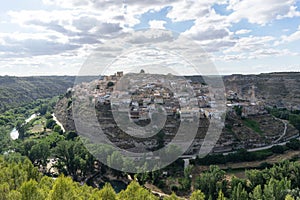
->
[
  {"left": 51, "top": 113, "right": 65, "bottom": 133},
  {"left": 273, "top": 118, "right": 288, "bottom": 144}
]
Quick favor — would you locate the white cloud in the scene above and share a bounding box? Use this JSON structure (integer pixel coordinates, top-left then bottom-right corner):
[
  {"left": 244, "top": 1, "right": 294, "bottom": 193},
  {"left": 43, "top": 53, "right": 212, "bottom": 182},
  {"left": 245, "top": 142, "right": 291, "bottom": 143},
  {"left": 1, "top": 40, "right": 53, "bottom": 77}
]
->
[
  {"left": 148, "top": 20, "right": 166, "bottom": 29},
  {"left": 224, "top": 35, "right": 275, "bottom": 53},
  {"left": 277, "top": 5, "right": 300, "bottom": 19},
  {"left": 235, "top": 29, "right": 252, "bottom": 35},
  {"left": 227, "top": 0, "right": 299, "bottom": 25},
  {"left": 275, "top": 25, "right": 300, "bottom": 45},
  {"left": 182, "top": 8, "right": 231, "bottom": 41},
  {"left": 274, "top": 25, "right": 300, "bottom": 46},
  {"left": 0, "top": 0, "right": 299, "bottom": 76}
]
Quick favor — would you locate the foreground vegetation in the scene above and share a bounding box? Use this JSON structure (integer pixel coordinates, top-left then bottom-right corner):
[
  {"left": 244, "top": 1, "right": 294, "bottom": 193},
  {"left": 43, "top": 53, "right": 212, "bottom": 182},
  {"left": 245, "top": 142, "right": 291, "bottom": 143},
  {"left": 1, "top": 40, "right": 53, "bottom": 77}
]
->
[{"left": 1, "top": 154, "right": 300, "bottom": 200}]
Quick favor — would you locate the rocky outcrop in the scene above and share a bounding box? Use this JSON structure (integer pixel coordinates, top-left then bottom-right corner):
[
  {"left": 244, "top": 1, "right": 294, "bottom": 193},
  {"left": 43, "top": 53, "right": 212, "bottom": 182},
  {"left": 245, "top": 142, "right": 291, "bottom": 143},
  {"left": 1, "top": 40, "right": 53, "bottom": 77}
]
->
[{"left": 223, "top": 72, "right": 300, "bottom": 109}]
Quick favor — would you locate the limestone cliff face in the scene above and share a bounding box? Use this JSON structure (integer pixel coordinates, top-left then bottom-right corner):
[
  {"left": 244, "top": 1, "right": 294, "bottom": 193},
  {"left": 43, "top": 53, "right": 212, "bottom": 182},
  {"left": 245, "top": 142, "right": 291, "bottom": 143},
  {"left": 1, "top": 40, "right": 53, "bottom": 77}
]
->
[
  {"left": 54, "top": 92, "right": 76, "bottom": 132},
  {"left": 223, "top": 72, "right": 300, "bottom": 109}
]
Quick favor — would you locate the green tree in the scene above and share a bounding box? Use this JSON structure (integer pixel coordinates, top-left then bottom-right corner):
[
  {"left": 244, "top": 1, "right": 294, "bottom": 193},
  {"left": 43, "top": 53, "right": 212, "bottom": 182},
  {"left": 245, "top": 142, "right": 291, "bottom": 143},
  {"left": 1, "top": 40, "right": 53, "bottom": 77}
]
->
[
  {"left": 53, "top": 125, "right": 63, "bottom": 134},
  {"left": 118, "top": 181, "right": 158, "bottom": 200},
  {"left": 53, "top": 139, "right": 95, "bottom": 181},
  {"left": 46, "top": 119, "right": 56, "bottom": 129},
  {"left": 286, "top": 139, "right": 300, "bottom": 150},
  {"left": 246, "top": 169, "right": 265, "bottom": 191},
  {"left": 190, "top": 190, "right": 205, "bottom": 200},
  {"left": 38, "top": 104, "right": 48, "bottom": 115},
  {"left": 285, "top": 194, "right": 295, "bottom": 200},
  {"left": 0, "top": 183, "right": 10, "bottom": 200},
  {"left": 19, "top": 179, "right": 43, "bottom": 200},
  {"left": 194, "top": 165, "right": 226, "bottom": 199},
  {"left": 263, "top": 178, "right": 291, "bottom": 200},
  {"left": 249, "top": 185, "right": 263, "bottom": 200},
  {"left": 271, "top": 145, "right": 285, "bottom": 154},
  {"left": 231, "top": 182, "right": 248, "bottom": 200},
  {"left": 8, "top": 190, "right": 22, "bottom": 200},
  {"left": 95, "top": 183, "right": 117, "bottom": 200},
  {"left": 48, "top": 175, "right": 77, "bottom": 200},
  {"left": 107, "top": 81, "right": 114, "bottom": 88},
  {"left": 217, "top": 190, "right": 226, "bottom": 200},
  {"left": 29, "top": 142, "right": 50, "bottom": 168}
]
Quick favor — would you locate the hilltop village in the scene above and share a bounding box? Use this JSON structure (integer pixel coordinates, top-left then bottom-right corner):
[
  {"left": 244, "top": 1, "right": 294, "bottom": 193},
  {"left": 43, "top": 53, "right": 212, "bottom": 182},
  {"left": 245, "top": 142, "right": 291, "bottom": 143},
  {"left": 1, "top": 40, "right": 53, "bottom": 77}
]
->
[{"left": 61, "top": 71, "right": 294, "bottom": 156}]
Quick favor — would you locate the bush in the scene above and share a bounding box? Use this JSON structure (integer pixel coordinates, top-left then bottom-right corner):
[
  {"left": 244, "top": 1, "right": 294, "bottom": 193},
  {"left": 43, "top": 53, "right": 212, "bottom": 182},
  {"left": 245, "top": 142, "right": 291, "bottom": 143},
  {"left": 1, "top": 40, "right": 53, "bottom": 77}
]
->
[
  {"left": 286, "top": 139, "right": 300, "bottom": 150},
  {"left": 46, "top": 119, "right": 56, "bottom": 129},
  {"left": 107, "top": 82, "right": 114, "bottom": 88},
  {"left": 271, "top": 145, "right": 285, "bottom": 154}
]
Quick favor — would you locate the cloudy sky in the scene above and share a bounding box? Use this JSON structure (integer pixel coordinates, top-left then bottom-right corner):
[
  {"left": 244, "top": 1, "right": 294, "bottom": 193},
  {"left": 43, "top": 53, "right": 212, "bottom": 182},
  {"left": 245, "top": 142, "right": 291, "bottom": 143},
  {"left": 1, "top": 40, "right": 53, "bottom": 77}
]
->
[{"left": 0, "top": 0, "right": 300, "bottom": 76}]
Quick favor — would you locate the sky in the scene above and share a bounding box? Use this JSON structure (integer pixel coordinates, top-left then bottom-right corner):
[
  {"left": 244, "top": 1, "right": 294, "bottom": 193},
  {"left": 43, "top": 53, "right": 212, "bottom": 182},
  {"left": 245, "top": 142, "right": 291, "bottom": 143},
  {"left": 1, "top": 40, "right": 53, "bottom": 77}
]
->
[{"left": 0, "top": 0, "right": 300, "bottom": 76}]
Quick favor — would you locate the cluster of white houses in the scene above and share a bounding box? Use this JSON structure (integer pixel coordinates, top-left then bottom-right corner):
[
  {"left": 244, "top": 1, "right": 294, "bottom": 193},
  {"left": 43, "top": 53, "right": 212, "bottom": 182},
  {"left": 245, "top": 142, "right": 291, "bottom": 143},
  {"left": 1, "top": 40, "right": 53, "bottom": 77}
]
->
[{"left": 93, "top": 72, "right": 218, "bottom": 122}]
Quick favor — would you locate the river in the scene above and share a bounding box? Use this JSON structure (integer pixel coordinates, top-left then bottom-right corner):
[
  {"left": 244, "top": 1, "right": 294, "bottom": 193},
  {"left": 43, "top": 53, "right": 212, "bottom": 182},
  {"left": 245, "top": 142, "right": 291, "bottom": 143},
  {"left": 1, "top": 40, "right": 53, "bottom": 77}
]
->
[{"left": 10, "top": 113, "right": 37, "bottom": 140}]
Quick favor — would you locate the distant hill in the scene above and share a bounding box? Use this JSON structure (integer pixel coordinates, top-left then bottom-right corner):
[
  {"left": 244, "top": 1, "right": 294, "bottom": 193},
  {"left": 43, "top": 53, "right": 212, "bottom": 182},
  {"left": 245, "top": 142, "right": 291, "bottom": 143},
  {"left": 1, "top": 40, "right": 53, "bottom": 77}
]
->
[
  {"left": 0, "top": 76, "right": 101, "bottom": 113},
  {"left": 0, "top": 76, "right": 77, "bottom": 112},
  {"left": 223, "top": 72, "right": 300, "bottom": 110}
]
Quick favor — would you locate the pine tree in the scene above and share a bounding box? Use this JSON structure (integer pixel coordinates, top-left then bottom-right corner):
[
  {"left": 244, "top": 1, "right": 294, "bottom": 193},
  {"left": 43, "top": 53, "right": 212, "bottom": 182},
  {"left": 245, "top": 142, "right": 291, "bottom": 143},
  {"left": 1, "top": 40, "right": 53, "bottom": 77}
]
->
[
  {"left": 285, "top": 194, "right": 295, "bottom": 200},
  {"left": 19, "top": 179, "right": 43, "bottom": 200},
  {"left": 190, "top": 190, "right": 205, "bottom": 200},
  {"left": 217, "top": 190, "right": 226, "bottom": 200},
  {"left": 48, "top": 175, "right": 77, "bottom": 200},
  {"left": 231, "top": 182, "right": 248, "bottom": 200},
  {"left": 249, "top": 185, "right": 263, "bottom": 200},
  {"left": 96, "top": 183, "right": 117, "bottom": 200}
]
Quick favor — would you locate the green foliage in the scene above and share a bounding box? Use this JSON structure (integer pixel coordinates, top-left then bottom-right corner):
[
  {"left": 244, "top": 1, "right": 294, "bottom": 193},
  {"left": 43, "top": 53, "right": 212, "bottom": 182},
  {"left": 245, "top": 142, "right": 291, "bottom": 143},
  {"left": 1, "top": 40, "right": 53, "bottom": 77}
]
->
[
  {"left": 53, "top": 125, "right": 62, "bottom": 134},
  {"left": 118, "top": 181, "right": 159, "bottom": 200},
  {"left": 48, "top": 175, "right": 77, "bottom": 200},
  {"left": 286, "top": 139, "right": 300, "bottom": 150},
  {"left": 231, "top": 182, "right": 248, "bottom": 200},
  {"left": 107, "top": 81, "right": 115, "bottom": 88},
  {"left": 233, "top": 106, "right": 243, "bottom": 116},
  {"left": 285, "top": 194, "right": 295, "bottom": 200},
  {"left": 263, "top": 178, "right": 291, "bottom": 200},
  {"left": 217, "top": 190, "right": 226, "bottom": 200},
  {"left": 190, "top": 190, "right": 205, "bottom": 200},
  {"left": 28, "top": 141, "right": 50, "bottom": 167},
  {"left": 242, "top": 118, "right": 263, "bottom": 134},
  {"left": 197, "top": 148, "right": 273, "bottom": 165},
  {"left": 46, "top": 119, "right": 56, "bottom": 129},
  {"left": 38, "top": 104, "right": 49, "bottom": 115},
  {"left": 268, "top": 107, "right": 300, "bottom": 131},
  {"left": 164, "top": 192, "right": 180, "bottom": 200},
  {"left": 95, "top": 183, "right": 117, "bottom": 200},
  {"left": 194, "top": 165, "right": 226, "bottom": 200},
  {"left": 0, "top": 76, "right": 75, "bottom": 113},
  {"left": 271, "top": 145, "right": 285, "bottom": 154},
  {"left": 19, "top": 179, "right": 44, "bottom": 200},
  {"left": 249, "top": 185, "right": 263, "bottom": 200},
  {"left": 289, "top": 114, "right": 300, "bottom": 131},
  {"left": 52, "top": 139, "right": 95, "bottom": 181}
]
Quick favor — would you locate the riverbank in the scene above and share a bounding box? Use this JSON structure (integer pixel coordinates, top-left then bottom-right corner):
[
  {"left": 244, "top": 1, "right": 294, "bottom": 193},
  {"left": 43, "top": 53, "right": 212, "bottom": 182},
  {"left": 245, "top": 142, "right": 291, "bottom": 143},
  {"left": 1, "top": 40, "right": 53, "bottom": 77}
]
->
[{"left": 9, "top": 113, "right": 37, "bottom": 140}]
